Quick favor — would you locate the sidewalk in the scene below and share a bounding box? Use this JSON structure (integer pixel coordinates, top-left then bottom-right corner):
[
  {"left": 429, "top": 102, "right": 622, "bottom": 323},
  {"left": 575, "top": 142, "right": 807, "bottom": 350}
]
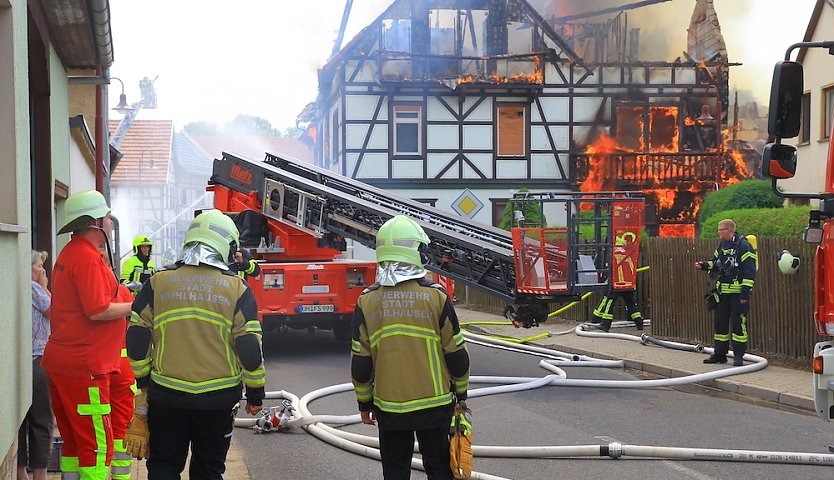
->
[
  {"left": 46, "top": 436, "right": 250, "bottom": 479},
  {"left": 454, "top": 307, "right": 815, "bottom": 413}
]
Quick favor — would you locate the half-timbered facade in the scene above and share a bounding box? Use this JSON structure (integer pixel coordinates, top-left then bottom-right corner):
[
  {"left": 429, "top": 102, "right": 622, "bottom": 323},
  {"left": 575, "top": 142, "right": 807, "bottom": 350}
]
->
[{"left": 309, "top": 0, "right": 743, "bottom": 235}]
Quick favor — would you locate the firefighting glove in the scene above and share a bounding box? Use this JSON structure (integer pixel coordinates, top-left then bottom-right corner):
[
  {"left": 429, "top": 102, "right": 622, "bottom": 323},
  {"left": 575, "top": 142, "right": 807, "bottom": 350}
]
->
[
  {"left": 125, "top": 390, "right": 150, "bottom": 460},
  {"left": 449, "top": 401, "right": 473, "bottom": 479}
]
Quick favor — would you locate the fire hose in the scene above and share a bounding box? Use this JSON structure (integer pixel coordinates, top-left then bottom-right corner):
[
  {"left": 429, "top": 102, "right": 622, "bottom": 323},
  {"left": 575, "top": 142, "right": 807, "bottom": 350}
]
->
[{"left": 232, "top": 325, "right": 834, "bottom": 475}]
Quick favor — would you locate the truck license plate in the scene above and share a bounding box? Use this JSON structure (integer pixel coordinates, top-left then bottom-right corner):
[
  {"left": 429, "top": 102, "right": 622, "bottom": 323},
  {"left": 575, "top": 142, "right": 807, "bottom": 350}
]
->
[{"left": 298, "top": 304, "right": 335, "bottom": 313}]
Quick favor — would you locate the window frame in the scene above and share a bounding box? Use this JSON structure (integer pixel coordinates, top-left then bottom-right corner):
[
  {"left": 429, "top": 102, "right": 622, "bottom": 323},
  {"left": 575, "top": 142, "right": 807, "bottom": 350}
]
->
[
  {"left": 799, "top": 91, "right": 811, "bottom": 145},
  {"left": 823, "top": 85, "right": 834, "bottom": 141},
  {"left": 392, "top": 103, "right": 423, "bottom": 157},
  {"left": 496, "top": 103, "right": 528, "bottom": 158}
]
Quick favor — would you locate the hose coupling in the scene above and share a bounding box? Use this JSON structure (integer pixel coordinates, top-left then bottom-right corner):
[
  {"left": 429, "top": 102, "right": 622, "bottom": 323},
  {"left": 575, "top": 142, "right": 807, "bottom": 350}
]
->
[
  {"left": 253, "top": 400, "right": 296, "bottom": 433},
  {"left": 607, "top": 442, "right": 623, "bottom": 459}
]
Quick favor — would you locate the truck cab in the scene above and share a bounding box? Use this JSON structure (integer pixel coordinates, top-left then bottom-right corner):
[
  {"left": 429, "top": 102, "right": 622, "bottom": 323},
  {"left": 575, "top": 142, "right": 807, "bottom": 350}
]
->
[{"left": 761, "top": 41, "right": 834, "bottom": 420}]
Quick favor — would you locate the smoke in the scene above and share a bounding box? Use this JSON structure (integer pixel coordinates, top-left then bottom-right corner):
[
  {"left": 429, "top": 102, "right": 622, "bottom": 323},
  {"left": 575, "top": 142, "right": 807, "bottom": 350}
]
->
[{"left": 529, "top": 0, "right": 809, "bottom": 105}]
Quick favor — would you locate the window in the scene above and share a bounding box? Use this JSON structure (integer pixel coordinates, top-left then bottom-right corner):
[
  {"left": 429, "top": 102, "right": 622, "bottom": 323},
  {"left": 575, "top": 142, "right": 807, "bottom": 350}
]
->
[
  {"left": 824, "top": 86, "right": 834, "bottom": 140},
  {"left": 393, "top": 105, "right": 422, "bottom": 156},
  {"left": 491, "top": 199, "right": 509, "bottom": 227},
  {"left": 497, "top": 105, "right": 526, "bottom": 157},
  {"left": 799, "top": 92, "right": 811, "bottom": 144}
]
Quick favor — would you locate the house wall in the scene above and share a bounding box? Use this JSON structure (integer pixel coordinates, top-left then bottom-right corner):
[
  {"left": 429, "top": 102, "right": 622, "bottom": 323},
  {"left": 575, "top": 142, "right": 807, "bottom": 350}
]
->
[
  {"left": 788, "top": 6, "right": 834, "bottom": 199},
  {"left": 0, "top": 0, "right": 33, "bottom": 474}
]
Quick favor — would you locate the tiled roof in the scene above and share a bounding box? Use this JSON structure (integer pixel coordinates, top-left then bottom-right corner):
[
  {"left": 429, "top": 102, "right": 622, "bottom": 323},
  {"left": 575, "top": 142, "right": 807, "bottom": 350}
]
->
[
  {"left": 191, "top": 134, "right": 314, "bottom": 164},
  {"left": 109, "top": 119, "right": 173, "bottom": 184}
]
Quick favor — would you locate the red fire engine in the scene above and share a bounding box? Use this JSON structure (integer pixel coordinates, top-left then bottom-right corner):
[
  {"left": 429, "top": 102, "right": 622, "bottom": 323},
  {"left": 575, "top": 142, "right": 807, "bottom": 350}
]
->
[
  {"left": 761, "top": 40, "right": 834, "bottom": 420},
  {"left": 208, "top": 151, "right": 645, "bottom": 337}
]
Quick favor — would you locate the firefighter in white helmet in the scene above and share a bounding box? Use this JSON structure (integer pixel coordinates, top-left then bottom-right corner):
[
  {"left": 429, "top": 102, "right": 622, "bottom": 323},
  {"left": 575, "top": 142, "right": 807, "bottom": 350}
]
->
[
  {"left": 125, "top": 209, "right": 265, "bottom": 477},
  {"left": 41, "top": 190, "right": 134, "bottom": 480},
  {"left": 351, "top": 215, "right": 470, "bottom": 479}
]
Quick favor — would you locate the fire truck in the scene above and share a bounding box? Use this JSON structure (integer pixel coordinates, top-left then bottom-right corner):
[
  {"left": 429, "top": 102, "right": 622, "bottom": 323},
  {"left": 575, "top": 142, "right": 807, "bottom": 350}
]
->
[
  {"left": 760, "top": 40, "right": 834, "bottom": 420},
  {"left": 208, "top": 151, "right": 645, "bottom": 339}
]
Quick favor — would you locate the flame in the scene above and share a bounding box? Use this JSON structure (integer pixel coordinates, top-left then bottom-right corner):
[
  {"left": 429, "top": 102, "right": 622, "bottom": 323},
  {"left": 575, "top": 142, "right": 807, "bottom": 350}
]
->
[
  {"left": 684, "top": 117, "right": 696, "bottom": 126},
  {"left": 651, "top": 188, "right": 677, "bottom": 210},
  {"left": 580, "top": 132, "right": 620, "bottom": 194},
  {"left": 659, "top": 224, "right": 695, "bottom": 238},
  {"left": 459, "top": 55, "right": 543, "bottom": 85}
]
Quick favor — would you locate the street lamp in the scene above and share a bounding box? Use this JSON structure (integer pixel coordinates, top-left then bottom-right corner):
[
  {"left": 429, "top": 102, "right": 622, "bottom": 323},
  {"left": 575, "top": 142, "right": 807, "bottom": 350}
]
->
[{"left": 111, "top": 77, "right": 132, "bottom": 114}]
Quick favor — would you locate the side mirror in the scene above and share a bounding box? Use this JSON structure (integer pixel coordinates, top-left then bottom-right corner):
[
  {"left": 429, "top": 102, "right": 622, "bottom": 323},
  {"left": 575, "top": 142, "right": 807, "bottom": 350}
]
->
[
  {"left": 804, "top": 226, "right": 823, "bottom": 244},
  {"left": 761, "top": 143, "right": 797, "bottom": 179},
  {"left": 767, "top": 61, "right": 803, "bottom": 138}
]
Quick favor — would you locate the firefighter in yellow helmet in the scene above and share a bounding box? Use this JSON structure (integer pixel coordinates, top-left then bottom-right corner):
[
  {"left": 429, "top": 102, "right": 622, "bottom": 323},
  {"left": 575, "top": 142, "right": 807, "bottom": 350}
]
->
[
  {"left": 351, "top": 215, "right": 470, "bottom": 479},
  {"left": 125, "top": 210, "right": 265, "bottom": 477},
  {"left": 120, "top": 235, "right": 156, "bottom": 292}
]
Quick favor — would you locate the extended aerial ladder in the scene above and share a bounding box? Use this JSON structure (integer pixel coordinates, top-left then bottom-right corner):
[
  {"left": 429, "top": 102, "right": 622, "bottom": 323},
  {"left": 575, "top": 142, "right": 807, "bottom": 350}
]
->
[{"left": 210, "top": 152, "right": 645, "bottom": 328}]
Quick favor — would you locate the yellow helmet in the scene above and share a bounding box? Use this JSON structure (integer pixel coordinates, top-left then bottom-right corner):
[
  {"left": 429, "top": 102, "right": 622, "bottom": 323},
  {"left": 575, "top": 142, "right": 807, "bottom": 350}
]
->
[
  {"left": 133, "top": 235, "right": 153, "bottom": 255},
  {"left": 375, "top": 215, "right": 430, "bottom": 266},
  {"left": 58, "top": 190, "right": 111, "bottom": 235},
  {"left": 183, "top": 210, "right": 240, "bottom": 262}
]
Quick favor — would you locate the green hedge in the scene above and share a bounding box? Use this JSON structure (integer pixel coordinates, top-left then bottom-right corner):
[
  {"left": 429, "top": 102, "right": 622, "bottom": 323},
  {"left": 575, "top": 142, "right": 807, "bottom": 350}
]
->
[
  {"left": 700, "top": 206, "right": 812, "bottom": 239},
  {"left": 697, "top": 180, "right": 784, "bottom": 224}
]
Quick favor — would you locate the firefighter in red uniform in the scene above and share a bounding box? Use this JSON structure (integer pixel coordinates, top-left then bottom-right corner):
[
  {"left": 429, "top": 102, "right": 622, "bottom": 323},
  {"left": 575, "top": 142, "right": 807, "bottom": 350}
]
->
[{"left": 42, "top": 190, "right": 134, "bottom": 480}]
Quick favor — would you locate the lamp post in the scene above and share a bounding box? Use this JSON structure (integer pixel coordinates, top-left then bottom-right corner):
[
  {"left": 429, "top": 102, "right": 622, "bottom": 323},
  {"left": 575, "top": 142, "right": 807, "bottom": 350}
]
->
[{"left": 111, "top": 77, "right": 133, "bottom": 114}]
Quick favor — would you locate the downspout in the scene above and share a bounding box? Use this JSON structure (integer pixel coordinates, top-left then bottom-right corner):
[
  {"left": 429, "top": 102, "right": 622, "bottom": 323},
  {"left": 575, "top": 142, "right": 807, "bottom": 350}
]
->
[
  {"left": 89, "top": 0, "right": 115, "bottom": 196},
  {"left": 96, "top": 65, "right": 106, "bottom": 193}
]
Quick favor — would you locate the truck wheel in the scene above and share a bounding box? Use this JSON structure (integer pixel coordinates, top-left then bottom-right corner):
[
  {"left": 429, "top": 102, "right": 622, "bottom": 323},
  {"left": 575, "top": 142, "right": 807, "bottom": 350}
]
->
[{"left": 333, "top": 325, "right": 352, "bottom": 342}]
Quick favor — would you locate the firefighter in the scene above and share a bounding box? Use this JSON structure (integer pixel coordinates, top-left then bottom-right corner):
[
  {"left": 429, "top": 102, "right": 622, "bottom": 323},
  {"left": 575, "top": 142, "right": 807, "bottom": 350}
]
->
[
  {"left": 592, "top": 288, "right": 644, "bottom": 332},
  {"left": 351, "top": 215, "right": 470, "bottom": 480},
  {"left": 113, "top": 234, "right": 156, "bottom": 479},
  {"left": 120, "top": 235, "right": 156, "bottom": 290},
  {"left": 125, "top": 209, "right": 265, "bottom": 478},
  {"left": 41, "top": 190, "right": 134, "bottom": 480},
  {"left": 695, "top": 218, "right": 757, "bottom": 366}
]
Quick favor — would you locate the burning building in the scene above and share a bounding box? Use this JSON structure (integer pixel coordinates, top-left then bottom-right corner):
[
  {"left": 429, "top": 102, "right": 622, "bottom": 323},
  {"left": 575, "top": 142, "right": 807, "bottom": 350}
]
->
[{"left": 304, "top": 0, "right": 751, "bottom": 236}]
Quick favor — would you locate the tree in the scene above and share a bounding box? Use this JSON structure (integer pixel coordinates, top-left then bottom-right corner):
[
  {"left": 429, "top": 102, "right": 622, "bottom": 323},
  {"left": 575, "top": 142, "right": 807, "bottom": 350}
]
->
[
  {"left": 498, "top": 189, "right": 545, "bottom": 231},
  {"left": 183, "top": 121, "right": 219, "bottom": 136},
  {"left": 223, "top": 114, "right": 280, "bottom": 136}
]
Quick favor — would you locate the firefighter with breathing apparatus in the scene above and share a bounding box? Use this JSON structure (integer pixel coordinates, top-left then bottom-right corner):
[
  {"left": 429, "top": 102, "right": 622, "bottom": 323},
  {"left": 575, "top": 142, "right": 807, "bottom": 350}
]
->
[
  {"left": 125, "top": 209, "right": 265, "bottom": 478},
  {"left": 351, "top": 215, "right": 471, "bottom": 479}
]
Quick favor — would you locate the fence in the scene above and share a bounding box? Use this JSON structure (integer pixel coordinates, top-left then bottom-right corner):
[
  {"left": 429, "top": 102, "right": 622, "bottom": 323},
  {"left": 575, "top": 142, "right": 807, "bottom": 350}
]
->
[{"left": 459, "top": 236, "right": 824, "bottom": 360}]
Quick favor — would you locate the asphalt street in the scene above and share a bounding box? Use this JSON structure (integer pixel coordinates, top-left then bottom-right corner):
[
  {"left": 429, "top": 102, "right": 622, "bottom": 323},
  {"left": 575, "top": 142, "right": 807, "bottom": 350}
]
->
[{"left": 232, "top": 328, "right": 834, "bottom": 480}]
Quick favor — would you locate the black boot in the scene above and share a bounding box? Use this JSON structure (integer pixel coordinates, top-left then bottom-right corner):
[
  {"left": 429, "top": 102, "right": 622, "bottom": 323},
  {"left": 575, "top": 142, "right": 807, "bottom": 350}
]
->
[
  {"left": 732, "top": 342, "right": 747, "bottom": 366},
  {"left": 596, "top": 320, "right": 612, "bottom": 332},
  {"left": 704, "top": 340, "right": 729, "bottom": 364},
  {"left": 634, "top": 316, "right": 644, "bottom": 330}
]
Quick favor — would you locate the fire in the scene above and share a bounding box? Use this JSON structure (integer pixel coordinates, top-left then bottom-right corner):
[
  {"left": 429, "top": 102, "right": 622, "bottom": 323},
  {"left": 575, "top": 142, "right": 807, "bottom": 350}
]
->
[
  {"left": 580, "top": 132, "right": 620, "bottom": 193},
  {"left": 651, "top": 188, "right": 677, "bottom": 210},
  {"left": 684, "top": 117, "right": 696, "bottom": 126},
  {"left": 659, "top": 224, "right": 695, "bottom": 238},
  {"left": 459, "top": 55, "right": 543, "bottom": 85},
  {"left": 720, "top": 128, "right": 751, "bottom": 183}
]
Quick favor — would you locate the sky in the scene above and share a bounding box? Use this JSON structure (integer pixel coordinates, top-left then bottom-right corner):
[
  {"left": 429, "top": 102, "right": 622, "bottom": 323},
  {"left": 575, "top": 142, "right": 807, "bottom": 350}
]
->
[{"left": 108, "top": 0, "right": 819, "bottom": 132}]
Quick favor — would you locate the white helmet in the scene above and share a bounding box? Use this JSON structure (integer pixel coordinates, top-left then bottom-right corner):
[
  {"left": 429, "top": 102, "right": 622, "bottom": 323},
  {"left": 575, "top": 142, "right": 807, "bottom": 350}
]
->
[{"left": 777, "top": 250, "right": 800, "bottom": 275}]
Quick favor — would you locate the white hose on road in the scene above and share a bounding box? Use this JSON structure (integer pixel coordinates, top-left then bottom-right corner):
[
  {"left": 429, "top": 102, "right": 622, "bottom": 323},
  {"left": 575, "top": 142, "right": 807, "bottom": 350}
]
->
[{"left": 231, "top": 320, "right": 831, "bottom": 474}]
